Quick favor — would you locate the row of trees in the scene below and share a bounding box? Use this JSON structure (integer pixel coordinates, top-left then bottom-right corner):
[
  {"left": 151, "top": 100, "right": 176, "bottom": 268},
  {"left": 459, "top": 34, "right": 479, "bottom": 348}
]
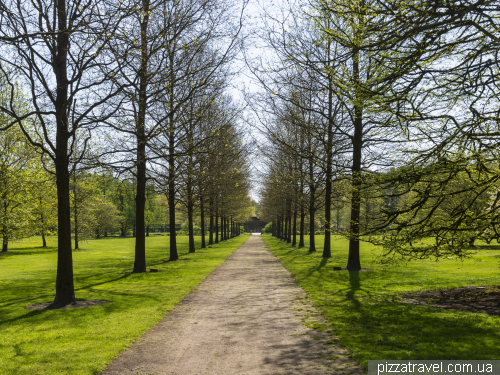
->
[
  {"left": 0, "top": 0, "right": 252, "bottom": 306},
  {"left": 253, "top": 0, "right": 500, "bottom": 270}
]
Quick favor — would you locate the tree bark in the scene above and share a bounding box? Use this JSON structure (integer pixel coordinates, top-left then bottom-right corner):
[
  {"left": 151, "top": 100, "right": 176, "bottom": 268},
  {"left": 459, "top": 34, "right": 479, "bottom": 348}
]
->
[
  {"left": 2, "top": 219, "right": 7, "bottom": 252},
  {"left": 347, "top": 46, "right": 363, "bottom": 271},
  {"left": 214, "top": 207, "right": 219, "bottom": 243},
  {"left": 54, "top": 157, "right": 75, "bottom": 305},
  {"left": 132, "top": 0, "right": 151, "bottom": 274},
  {"left": 299, "top": 206, "right": 305, "bottom": 247},
  {"left": 308, "top": 184, "right": 316, "bottom": 252},
  {"left": 323, "top": 75, "right": 334, "bottom": 258},
  {"left": 187, "top": 193, "right": 195, "bottom": 253},
  {"left": 200, "top": 195, "right": 206, "bottom": 248},
  {"left": 283, "top": 215, "right": 288, "bottom": 242},
  {"left": 51, "top": 0, "right": 76, "bottom": 306},
  {"left": 209, "top": 198, "right": 214, "bottom": 245},
  {"left": 287, "top": 203, "right": 292, "bottom": 243}
]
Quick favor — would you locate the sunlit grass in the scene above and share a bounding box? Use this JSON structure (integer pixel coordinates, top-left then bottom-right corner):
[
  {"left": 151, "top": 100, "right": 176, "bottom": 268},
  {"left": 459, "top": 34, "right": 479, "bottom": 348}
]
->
[
  {"left": 263, "top": 235, "right": 500, "bottom": 368},
  {"left": 0, "top": 234, "right": 248, "bottom": 375}
]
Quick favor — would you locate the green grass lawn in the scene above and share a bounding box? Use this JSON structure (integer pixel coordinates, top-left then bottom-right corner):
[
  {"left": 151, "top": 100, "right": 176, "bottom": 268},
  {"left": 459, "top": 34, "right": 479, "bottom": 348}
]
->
[
  {"left": 0, "top": 234, "right": 248, "bottom": 375},
  {"left": 263, "top": 234, "right": 500, "bottom": 368}
]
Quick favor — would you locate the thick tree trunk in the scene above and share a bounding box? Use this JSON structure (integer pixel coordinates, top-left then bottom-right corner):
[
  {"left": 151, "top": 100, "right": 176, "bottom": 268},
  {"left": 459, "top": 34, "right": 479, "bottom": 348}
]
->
[
  {"left": 347, "top": 46, "right": 363, "bottom": 272},
  {"left": 292, "top": 205, "right": 297, "bottom": 246},
  {"left": 132, "top": 0, "right": 151, "bottom": 273},
  {"left": 53, "top": 159, "right": 75, "bottom": 306},
  {"left": 51, "top": 0, "right": 76, "bottom": 306},
  {"left": 200, "top": 195, "right": 206, "bottom": 248}
]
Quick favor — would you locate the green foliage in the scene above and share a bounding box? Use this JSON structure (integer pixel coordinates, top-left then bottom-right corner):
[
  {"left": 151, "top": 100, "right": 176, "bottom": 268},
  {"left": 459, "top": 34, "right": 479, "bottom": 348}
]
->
[
  {"left": 0, "top": 116, "right": 45, "bottom": 248},
  {"left": 0, "top": 234, "right": 248, "bottom": 374},
  {"left": 263, "top": 222, "right": 273, "bottom": 233},
  {"left": 79, "top": 196, "right": 123, "bottom": 238},
  {"left": 181, "top": 219, "right": 201, "bottom": 235},
  {"left": 264, "top": 234, "right": 500, "bottom": 367}
]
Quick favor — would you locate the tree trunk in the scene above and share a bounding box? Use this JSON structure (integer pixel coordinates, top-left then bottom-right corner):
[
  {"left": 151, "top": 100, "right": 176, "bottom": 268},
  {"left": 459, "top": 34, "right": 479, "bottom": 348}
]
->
[
  {"left": 200, "top": 195, "right": 206, "bottom": 248},
  {"left": 51, "top": 0, "right": 76, "bottom": 306},
  {"left": 73, "top": 173, "right": 79, "bottom": 249},
  {"left": 309, "top": 183, "right": 316, "bottom": 252},
  {"left": 299, "top": 208, "right": 305, "bottom": 247},
  {"left": 283, "top": 216, "right": 288, "bottom": 241},
  {"left": 347, "top": 46, "right": 363, "bottom": 272},
  {"left": 287, "top": 204, "right": 292, "bottom": 243},
  {"left": 132, "top": 0, "right": 151, "bottom": 273},
  {"left": 292, "top": 204, "right": 297, "bottom": 246},
  {"left": 41, "top": 212, "right": 47, "bottom": 248},
  {"left": 215, "top": 207, "right": 219, "bottom": 243},
  {"left": 53, "top": 157, "right": 75, "bottom": 306},
  {"left": 220, "top": 216, "right": 226, "bottom": 241},
  {"left": 2, "top": 220, "right": 7, "bottom": 252},
  {"left": 187, "top": 196, "right": 195, "bottom": 253},
  {"left": 168, "top": 175, "right": 178, "bottom": 260},
  {"left": 209, "top": 198, "right": 214, "bottom": 245},
  {"left": 323, "top": 86, "right": 333, "bottom": 258}
]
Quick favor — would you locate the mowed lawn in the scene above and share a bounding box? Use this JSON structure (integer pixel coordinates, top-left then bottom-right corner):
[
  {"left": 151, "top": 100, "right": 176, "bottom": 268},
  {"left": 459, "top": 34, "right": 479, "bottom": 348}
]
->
[
  {"left": 263, "top": 235, "right": 500, "bottom": 368},
  {"left": 0, "top": 234, "right": 248, "bottom": 375}
]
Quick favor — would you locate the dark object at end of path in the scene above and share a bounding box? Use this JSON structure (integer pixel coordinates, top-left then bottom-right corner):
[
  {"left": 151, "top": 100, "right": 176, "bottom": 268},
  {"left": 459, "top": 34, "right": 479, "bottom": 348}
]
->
[
  {"left": 150, "top": 269, "right": 159, "bottom": 272},
  {"left": 333, "top": 267, "right": 342, "bottom": 271}
]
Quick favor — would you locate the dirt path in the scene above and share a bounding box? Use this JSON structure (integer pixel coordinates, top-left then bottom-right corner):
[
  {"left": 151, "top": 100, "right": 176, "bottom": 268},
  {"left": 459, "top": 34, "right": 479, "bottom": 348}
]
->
[{"left": 102, "top": 235, "right": 364, "bottom": 375}]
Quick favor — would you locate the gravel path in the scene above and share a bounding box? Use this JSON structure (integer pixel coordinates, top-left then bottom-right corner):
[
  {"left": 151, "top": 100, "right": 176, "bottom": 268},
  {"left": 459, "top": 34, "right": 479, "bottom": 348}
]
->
[{"left": 102, "top": 235, "right": 364, "bottom": 375}]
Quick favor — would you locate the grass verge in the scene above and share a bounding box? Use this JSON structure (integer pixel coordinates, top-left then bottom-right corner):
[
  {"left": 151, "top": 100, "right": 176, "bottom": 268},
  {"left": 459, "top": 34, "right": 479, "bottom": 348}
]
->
[
  {"left": 263, "top": 234, "right": 500, "bottom": 368},
  {"left": 0, "top": 234, "right": 249, "bottom": 375}
]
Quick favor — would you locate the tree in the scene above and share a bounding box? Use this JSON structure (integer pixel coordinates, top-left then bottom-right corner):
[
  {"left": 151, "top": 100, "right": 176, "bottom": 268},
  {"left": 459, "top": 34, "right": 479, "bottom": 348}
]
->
[{"left": 0, "top": 0, "right": 131, "bottom": 306}]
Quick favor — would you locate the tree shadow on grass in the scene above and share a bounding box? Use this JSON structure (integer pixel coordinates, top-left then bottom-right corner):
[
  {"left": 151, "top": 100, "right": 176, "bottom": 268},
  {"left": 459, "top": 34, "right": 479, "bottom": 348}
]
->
[{"left": 0, "top": 246, "right": 58, "bottom": 256}]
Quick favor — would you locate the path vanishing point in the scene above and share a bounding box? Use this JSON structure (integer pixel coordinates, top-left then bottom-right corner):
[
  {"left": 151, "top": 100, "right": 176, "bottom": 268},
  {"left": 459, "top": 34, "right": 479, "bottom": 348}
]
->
[{"left": 102, "top": 234, "right": 364, "bottom": 375}]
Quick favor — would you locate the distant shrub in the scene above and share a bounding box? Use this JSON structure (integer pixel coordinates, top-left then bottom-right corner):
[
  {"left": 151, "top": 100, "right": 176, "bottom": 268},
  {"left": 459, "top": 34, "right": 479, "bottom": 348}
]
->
[{"left": 263, "top": 222, "right": 273, "bottom": 233}]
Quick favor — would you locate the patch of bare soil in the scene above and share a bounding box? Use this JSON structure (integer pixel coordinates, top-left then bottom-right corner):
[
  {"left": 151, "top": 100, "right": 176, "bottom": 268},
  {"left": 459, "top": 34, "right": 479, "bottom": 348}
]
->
[
  {"left": 403, "top": 286, "right": 500, "bottom": 315},
  {"left": 27, "top": 300, "right": 109, "bottom": 310}
]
